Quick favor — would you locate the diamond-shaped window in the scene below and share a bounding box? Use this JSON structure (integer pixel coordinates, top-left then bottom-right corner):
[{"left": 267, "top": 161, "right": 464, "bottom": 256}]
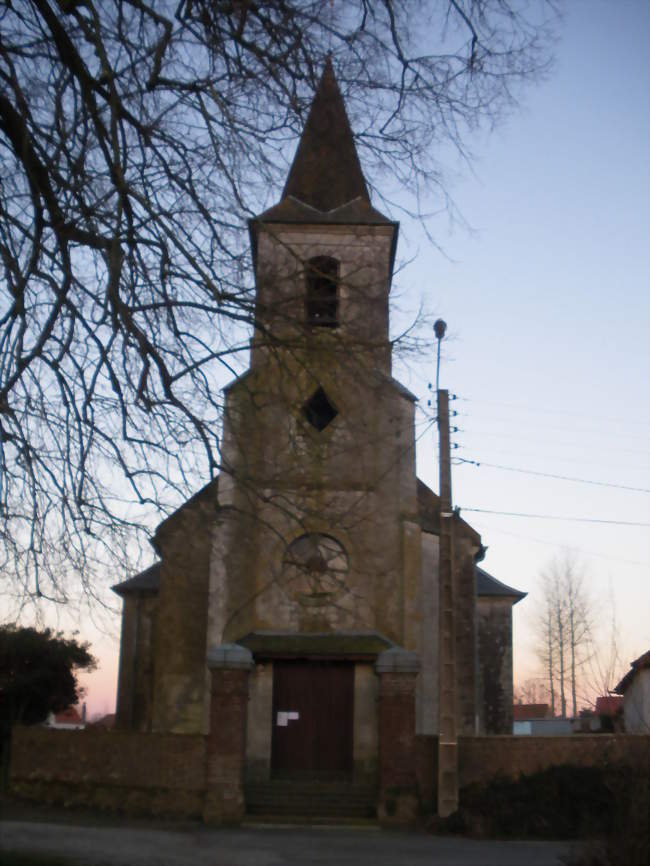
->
[{"left": 303, "top": 387, "right": 338, "bottom": 432}]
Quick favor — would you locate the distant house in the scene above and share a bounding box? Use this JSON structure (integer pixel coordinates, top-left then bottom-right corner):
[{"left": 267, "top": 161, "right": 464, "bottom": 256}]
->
[
  {"left": 45, "top": 705, "right": 85, "bottom": 730},
  {"left": 615, "top": 650, "right": 650, "bottom": 733},
  {"left": 89, "top": 713, "right": 116, "bottom": 729},
  {"left": 513, "top": 703, "right": 572, "bottom": 736},
  {"left": 513, "top": 703, "right": 551, "bottom": 722},
  {"left": 574, "top": 696, "right": 624, "bottom": 733},
  {"left": 595, "top": 695, "right": 624, "bottom": 732}
]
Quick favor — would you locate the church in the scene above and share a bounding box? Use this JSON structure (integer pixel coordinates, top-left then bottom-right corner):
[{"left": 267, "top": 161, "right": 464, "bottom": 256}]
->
[{"left": 113, "top": 61, "right": 525, "bottom": 807}]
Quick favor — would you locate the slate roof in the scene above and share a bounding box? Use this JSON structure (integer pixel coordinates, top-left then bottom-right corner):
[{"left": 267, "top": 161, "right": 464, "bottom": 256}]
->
[
  {"left": 112, "top": 562, "right": 161, "bottom": 597},
  {"left": 283, "top": 58, "right": 370, "bottom": 213},
  {"left": 416, "top": 478, "right": 481, "bottom": 545},
  {"left": 249, "top": 59, "right": 398, "bottom": 274},
  {"left": 614, "top": 649, "right": 650, "bottom": 694},
  {"left": 476, "top": 566, "right": 527, "bottom": 603}
]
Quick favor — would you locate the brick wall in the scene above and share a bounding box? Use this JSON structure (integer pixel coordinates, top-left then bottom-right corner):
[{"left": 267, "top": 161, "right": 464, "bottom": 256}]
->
[
  {"left": 457, "top": 734, "right": 650, "bottom": 788},
  {"left": 9, "top": 727, "right": 206, "bottom": 817}
]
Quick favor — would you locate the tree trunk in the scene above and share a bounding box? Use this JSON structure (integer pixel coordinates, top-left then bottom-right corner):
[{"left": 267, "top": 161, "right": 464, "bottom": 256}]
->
[
  {"left": 570, "top": 612, "right": 577, "bottom": 718},
  {"left": 557, "top": 606, "right": 566, "bottom": 719},
  {"left": 547, "top": 618, "right": 555, "bottom": 716}
]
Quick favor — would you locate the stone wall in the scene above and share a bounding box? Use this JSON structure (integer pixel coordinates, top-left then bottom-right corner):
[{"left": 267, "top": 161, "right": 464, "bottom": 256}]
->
[
  {"left": 477, "top": 599, "right": 514, "bottom": 734},
  {"left": 9, "top": 727, "right": 206, "bottom": 817},
  {"left": 151, "top": 481, "right": 217, "bottom": 734},
  {"left": 457, "top": 734, "right": 650, "bottom": 788},
  {"left": 455, "top": 537, "right": 478, "bottom": 735},
  {"left": 115, "top": 593, "right": 158, "bottom": 732}
]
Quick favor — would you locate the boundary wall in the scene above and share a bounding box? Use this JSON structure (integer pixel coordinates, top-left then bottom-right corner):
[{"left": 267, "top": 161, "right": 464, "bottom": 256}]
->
[
  {"left": 9, "top": 728, "right": 649, "bottom": 822},
  {"left": 456, "top": 734, "right": 650, "bottom": 787},
  {"left": 9, "top": 727, "right": 206, "bottom": 817}
]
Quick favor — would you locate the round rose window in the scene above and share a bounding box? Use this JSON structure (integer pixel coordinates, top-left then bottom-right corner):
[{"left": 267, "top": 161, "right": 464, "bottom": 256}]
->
[{"left": 283, "top": 534, "right": 348, "bottom": 605}]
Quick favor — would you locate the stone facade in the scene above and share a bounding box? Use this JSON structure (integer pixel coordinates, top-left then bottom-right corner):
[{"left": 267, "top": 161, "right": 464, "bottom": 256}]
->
[
  {"left": 478, "top": 598, "right": 515, "bottom": 734},
  {"left": 112, "top": 61, "right": 526, "bottom": 820}
]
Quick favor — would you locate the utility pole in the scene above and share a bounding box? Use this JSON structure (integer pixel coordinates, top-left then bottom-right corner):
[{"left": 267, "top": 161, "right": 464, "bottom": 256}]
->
[{"left": 434, "top": 320, "right": 458, "bottom": 818}]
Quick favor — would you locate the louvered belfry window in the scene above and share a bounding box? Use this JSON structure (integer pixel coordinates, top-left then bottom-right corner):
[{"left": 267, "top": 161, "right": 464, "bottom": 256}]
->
[{"left": 306, "top": 256, "right": 338, "bottom": 327}]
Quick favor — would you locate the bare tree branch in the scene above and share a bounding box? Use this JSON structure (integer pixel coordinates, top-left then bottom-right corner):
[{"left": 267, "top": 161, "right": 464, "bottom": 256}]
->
[{"left": 0, "top": 0, "right": 558, "bottom": 609}]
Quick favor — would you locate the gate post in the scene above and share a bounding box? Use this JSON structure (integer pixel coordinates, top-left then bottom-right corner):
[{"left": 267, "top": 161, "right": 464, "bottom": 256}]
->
[
  {"left": 375, "top": 647, "right": 420, "bottom": 826},
  {"left": 203, "top": 643, "right": 253, "bottom": 825}
]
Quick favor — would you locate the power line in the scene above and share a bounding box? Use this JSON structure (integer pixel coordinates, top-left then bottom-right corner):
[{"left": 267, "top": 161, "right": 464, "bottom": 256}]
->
[
  {"left": 466, "top": 523, "right": 650, "bottom": 568},
  {"left": 456, "top": 458, "right": 650, "bottom": 493},
  {"left": 453, "top": 444, "right": 647, "bottom": 471},
  {"left": 457, "top": 429, "right": 649, "bottom": 457},
  {"left": 453, "top": 410, "right": 650, "bottom": 443},
  {"left": 458, "top": 396, "right": 650, "bottom": 429},
  {"left": 459, "top": 507, "right": 650, "bottom": 527}
]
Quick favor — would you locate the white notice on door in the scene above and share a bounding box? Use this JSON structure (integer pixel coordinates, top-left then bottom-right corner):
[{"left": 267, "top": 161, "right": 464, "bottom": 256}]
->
[{"left": 276, "top": 711, "right": 299, "bottom": 726}]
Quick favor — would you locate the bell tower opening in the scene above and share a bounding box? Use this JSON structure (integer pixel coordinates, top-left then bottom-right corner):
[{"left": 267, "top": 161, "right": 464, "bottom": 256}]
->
[{"left": 306, "top": 256, "right": 338, "bottom": 328}]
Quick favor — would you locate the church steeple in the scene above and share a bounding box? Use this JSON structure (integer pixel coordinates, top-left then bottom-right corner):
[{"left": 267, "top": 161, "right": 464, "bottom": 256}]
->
[
  {"left": 250, "top": 59, "right": 396, "bottom": 277},
  {"left": 282, "top": 58, "right": 370, "bottom": 212},
  {"left": 249, "top": 58, "right": 399, "bottom": 371}
]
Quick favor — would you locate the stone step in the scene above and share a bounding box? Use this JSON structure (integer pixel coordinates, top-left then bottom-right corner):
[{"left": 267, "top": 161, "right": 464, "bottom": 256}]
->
[
  {"left": 245, "top": 782, "right": 377, "bottom": 818},
  {"left": 243, "top": 815, "right": 380, "bottom": 828}
]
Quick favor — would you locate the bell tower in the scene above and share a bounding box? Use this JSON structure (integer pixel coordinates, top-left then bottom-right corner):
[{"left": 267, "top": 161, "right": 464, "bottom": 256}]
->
[
  {"left": 210, "top": 60, "right": 421, "bottom": 645},
  {"left": 249, "top": 58, "right": 398, "bottom": 376}
]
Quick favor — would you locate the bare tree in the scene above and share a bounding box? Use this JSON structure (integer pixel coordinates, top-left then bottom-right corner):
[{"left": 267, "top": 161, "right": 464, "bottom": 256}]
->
[
  {"left": 537, "top": 553, "right": 593, "bottom": 718},
  {"left": 0, "top": 1, "right": 558, "bottom": 607},
  {"left": 538, "top": 580, "right": 557, "bottom": 715},
  {"left": 514, "top": 677, "right": 550, "bottom": 706},
  {"left": 581, "top": 581, "right": 625, "bottom": 710}
]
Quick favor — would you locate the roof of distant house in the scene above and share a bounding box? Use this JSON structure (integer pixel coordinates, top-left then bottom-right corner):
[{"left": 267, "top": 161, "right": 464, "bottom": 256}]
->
[
  {"left": 54, "top": 706, "right": 82, "bottom": 724},
  {"left": 594, "top": 695, "right": 624, "bottom": 716},
  {"left": 614, "top": 649, "right": 650, "bottom": 694},
  {"left": 90, "top": 713, "right": 116, "bottom": 728},
  {"left": 513, "top": 703, "right": 551, "bottom": 721}
]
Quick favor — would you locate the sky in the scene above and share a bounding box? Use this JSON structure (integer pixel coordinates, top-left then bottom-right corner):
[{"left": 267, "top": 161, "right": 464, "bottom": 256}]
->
[
  {"left": 20, "top": 0, "right": 650, "bottom": 717},
  {"left": 399, "top": 0, "right": 650, "bottom": 698}
]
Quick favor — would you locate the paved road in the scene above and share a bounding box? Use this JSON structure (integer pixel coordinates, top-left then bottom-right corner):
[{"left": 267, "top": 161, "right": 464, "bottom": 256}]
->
[{"left": 0, "top": 820, "right": 575, "bottom": 866}]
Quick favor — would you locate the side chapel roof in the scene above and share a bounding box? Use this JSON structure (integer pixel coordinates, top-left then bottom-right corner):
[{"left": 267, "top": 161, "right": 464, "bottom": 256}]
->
[
  {"left": 112, "top": 562, "right": 161, "bottom": 597},
  {"left": 113, "top": 476, "right": 525, "bottom": 604},
  {"left": 112, "top": 478, "right": 219, "bottom": 597},
  {"left": 476, "top": 566, "right": 527, "bottom": 603}
]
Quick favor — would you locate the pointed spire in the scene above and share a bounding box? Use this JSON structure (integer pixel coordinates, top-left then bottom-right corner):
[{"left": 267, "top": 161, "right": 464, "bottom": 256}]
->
[{"left": 282, "top": 58, "right": 370, "bottom": 212}]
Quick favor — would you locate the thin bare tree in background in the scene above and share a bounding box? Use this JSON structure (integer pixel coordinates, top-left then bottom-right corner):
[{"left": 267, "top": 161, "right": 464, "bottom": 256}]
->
[
  {"left": 0, "top": 1, "right": 558, "bottom": 608},
  {"left": 513, "top": 678, "right": 551, "bottom": 706},
  {"left": 539, "top": 582, "right": 557, "bottom": 715},
  {"left": 581, "top": 581, "right": 625, "bottom": 708},
  {"left": 537, "top": 553, "right": 593, "bottom": 718}
]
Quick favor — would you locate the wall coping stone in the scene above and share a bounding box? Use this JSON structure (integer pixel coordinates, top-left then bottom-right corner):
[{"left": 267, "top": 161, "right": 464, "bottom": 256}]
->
[
  {"left": 206, "top": 643, "right": 253, "bottom": 670},
  {"left": 376, "top": 646, "right": 420, "bottom": 673}
]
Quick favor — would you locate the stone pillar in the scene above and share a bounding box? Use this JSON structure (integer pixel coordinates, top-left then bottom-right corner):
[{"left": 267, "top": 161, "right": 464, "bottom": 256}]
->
[
  {"left": 203, "top": 644, "right": 253, "bottom": 825},
  {"left": 375, "top": 647, "right": 420, "bottom": 826}
]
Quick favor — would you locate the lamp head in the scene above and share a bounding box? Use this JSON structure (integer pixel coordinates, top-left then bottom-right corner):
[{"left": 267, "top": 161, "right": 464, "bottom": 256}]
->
[{"left": 434, "top": 319, "right": 447, "bottom": 341}]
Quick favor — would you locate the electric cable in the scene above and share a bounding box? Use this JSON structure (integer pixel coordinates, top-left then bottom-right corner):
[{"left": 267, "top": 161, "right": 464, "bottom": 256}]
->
[
  {"left": 459, "top": 507, "right": 650, "bottom": 527},
  {"left": 456, "top": 458, "right": 650, "bottom": 493}
]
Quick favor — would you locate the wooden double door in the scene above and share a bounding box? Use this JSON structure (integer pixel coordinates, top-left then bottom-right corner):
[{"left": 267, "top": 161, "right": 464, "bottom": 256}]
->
[{"left": 271, "top": 660, "right": 354, "bottom": 779}]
